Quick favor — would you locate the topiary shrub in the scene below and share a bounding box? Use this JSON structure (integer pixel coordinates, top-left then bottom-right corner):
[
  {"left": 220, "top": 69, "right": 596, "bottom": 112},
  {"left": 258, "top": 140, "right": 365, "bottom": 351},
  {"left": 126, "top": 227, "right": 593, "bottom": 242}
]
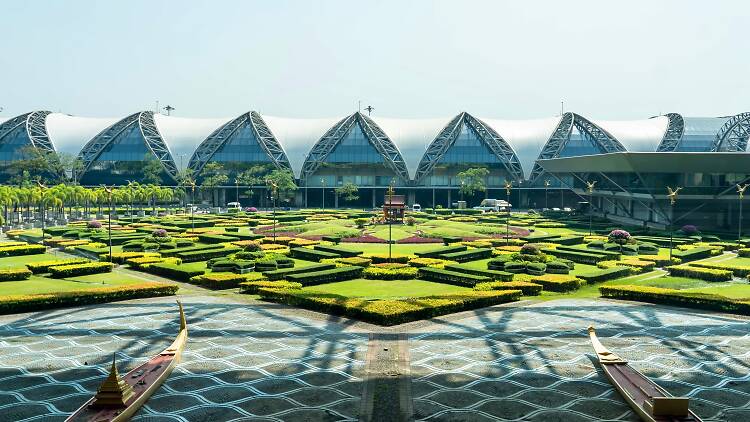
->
[
  {"left": 546, "top": 260, "right": 570, "bottom": 274},
  {"left": 363, "top": 263, "right": 418, "bottom": 280}
]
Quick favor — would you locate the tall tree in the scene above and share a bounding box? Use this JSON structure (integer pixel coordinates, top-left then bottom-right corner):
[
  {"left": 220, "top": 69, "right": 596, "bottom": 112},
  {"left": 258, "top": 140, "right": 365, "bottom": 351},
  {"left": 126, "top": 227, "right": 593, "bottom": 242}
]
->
[
  {"left": 200, "top": 162, "right": 228, "bottom": 206},
  {"left": 141, "top": 154, "right": 164, "bottom": 185},
  {"left": 335, "top": 182, "right": 359, "bottom": 204},
  {"left": 457, "top": 167, "right": 490, "bottom": 201},
  {"left": 265, "top": 169, "right": 297, "bottom": 205}
]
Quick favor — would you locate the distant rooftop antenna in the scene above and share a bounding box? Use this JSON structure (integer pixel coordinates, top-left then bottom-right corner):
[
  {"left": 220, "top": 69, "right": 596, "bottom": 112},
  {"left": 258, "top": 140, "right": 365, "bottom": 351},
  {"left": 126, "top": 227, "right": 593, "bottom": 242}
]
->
[
  {"left": 163, "top": 105, "right": 175, "bottom": 116},
  {"left": 365, "top": 105, "right": 374, "bottom": 116}
]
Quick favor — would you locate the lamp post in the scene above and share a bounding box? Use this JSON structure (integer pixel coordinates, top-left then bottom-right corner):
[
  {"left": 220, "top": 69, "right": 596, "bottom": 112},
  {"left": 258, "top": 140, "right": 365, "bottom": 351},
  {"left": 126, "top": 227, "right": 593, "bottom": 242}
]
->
[
  {"left": 235, "top": 179, "right": 240, "bottom": 204},
  {"left": 321, "top": 178, "right": 326, "bottom": 210},
  {"left": 188, "top": 181, "right": 196, "bottom": 233},
  {"left": 267, "top": 180, "right": 279, "bottom": 243},
  {"left": 667, "top": 186, "right": 682, "bottom": 262},
  {"left": 738, "top": 184, "right": 749, "bottom": 247},
  {"left": 104, "top": 185, "right": 113, "bottom": 262},
  {"left": 544, "top": 179, "right": 550, "bottom": 210},
  {"left": 504, "top": 180, "right": 512, "bottom": 245},
  {"left": 387, "top": 181, "right": 395, "bottom": 262},
  {"left": 585, "top": 181, "right": 597, "bottom": 236},
  {"left": 36, "top": 181, "right": 47, "bottom": 247}
]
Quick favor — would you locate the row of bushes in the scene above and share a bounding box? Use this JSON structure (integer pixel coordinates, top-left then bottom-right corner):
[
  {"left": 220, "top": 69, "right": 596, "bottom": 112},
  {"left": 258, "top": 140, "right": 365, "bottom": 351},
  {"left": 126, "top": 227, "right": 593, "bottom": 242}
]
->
[
  {"left": 0, "top": 268, "right": 32, "bottom": 281},
  {"left": 600, "top": 285, "right": 750, "bottom": 315},
  {"left": 414, "top": 245, "right": 466, "bottom": 258},
  {"left": 0, "top": 244, "right": 46, "bottom": 257},
  {"left": 286, "top": 266, "right": 363, "bottom": 286},
  {"left": 667, "top": 264, "right": 733, "bottom": 282},
  {"left": 145, "top": 263, "right": 206, "bottom": 281},
  {"left": 444, "top": 264, "right": 513, "bottom": 281},
  {"left": 256, "top": 288, "right": 521, "bottom": 325},
  {"left": 474, "top": 281, "right": 542, "bottom": 296},
  {"left": 240, "top": 280, "right": 302, "bottom": 294},
  {"left": 49, "top": 262, "right": 114, "bottom": 278},
  {"left": 529, "top": 274, "right": 584, "bottom": 293},
  {"left": 542, "top": 248, "right": 611, "bottom": 265},
  {"left": 0, "top": 282, "right": 178, "bottom": 315},
  {"left": 26, "top": 258, "right": 89, "bottom": 274},
  {"left": 264, "top": 263, "right": 336, "bottom": 280},
  {"left": 439, "top": 248, "right": 493, "bottom": 263},
  {"left": 189, "top": 272, "right": 265, "bottom": 290},
  {"left": 290, "top": 247, "right": 339, "bottom": 261},
  {"left": 672, "top": 247, "right": 715, "bottom": 262},
  {"left": 362, "top": 264, "right": 418, "bottom": 280},
  {"left": 690, "top": 261, "right": 750, "bottom": 278},
  {"left": 175, "top": 246, "right": 242, "bottom": 263},
  {"left": 314, "top": 245, "right": 363, "bottom": 258},
  {"left": 578, "top": 266, "right": 631, "bottom": 283},
  {"left": 418, "top": 267, "right": 490, "bottom": 287}
]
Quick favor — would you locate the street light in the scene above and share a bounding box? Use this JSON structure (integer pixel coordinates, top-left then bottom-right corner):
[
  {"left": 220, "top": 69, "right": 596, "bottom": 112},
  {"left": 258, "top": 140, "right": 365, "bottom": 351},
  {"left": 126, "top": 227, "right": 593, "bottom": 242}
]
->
[
  {"left": 585, "top": 181, "right": 597, "bottom": 236},
  {"left": 104, "top": 185, "right": 114, "bottom": 262},
  {"left": 267, "top": 179, "right": 279, "bottom": 243},
  {"left": 387, "top": 181, "right": 395, "bottom": 262},
  {"left": 37, "top": 181, "right": 47, "bottom": 247},
  {"left": 544, "top": 179, "right": 551, "bottom": 210},
  {"left": 738, "top": 184, "right": 749, "bottom": 247},
  {"left": 321, "top": 178, "right": 326, "bottom": 210},
  {"left": 188, "top": 180, "right": 196, "bottom": 233},
  {"left": 667, "top": 186, "right": 682, "bottom": 262},
  {"left": 235, "top": 179, "right": 240, "bottom": 204},
  {"left": 504, "top": 180, "right": 512, "bottom": 245}
]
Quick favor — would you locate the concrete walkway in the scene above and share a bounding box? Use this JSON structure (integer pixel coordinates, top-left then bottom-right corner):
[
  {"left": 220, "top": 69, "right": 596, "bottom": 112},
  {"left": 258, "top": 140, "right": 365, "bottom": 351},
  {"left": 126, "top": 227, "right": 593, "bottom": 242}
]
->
[{"left": 0, "top": 296, "right": 749, "bottom": 421}]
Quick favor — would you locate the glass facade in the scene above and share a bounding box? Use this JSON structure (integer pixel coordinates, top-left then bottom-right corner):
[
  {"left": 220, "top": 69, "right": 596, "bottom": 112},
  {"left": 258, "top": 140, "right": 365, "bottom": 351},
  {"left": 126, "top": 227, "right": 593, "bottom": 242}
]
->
[
  {"left": 199, "top": 123, "right": 275, "bottom": 182},
  {"left": 307, "top": 122, "right": 401, "bottom": 187},
  {"left": 676, "top": 117, "right": 728, "bottom": 151},
  {"left": 557, "top": 130, "right": 601, "bottom": 157},
  {"left": 79, "top": 124, "right": 173, "bottom": 185},
  {"left": 420, "top": 123, "right": 512, "bottom": 187},
  {"left": 0, "top": 124, "right": 33, "bottom": 165}
]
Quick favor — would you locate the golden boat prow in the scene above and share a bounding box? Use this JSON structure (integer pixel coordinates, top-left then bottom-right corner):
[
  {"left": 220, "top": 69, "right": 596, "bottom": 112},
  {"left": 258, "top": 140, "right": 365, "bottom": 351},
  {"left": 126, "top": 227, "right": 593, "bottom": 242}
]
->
[
  {"left": 66, "top": 301, "right": 188, "bottom": 422},
  {"left": 587, "top": 325, "right": 701, "bottom": 422}
]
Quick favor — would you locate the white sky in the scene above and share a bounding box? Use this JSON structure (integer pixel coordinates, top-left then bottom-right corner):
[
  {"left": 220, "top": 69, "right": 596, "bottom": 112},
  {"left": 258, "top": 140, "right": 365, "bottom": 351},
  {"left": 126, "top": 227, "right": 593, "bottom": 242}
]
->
[{"left": 0, "top": 0, "right": 748, "bottom": 120}]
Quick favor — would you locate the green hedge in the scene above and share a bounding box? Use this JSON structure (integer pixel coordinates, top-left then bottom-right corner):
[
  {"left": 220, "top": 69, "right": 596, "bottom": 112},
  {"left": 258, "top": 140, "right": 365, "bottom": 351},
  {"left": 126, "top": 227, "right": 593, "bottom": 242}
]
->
[
  {"left": 556, "top": 245, "right": 621, "bottom": 259},
  {"left": 444, "top": 264, "right": 513, "bottom": 281},
  {"left": 543, "top": 248, "right": 610, "bottom": 265},
  {"left": 577, "top": 266, "right": 631, "bottom": 283},
  {"left": 520, "top": 233, "right": 560, "bottom": 242},
  {"left": 264, "top": 263, "right": 337, "bottom": 280},
  {"left": 176, "top": 246, "right": 242, "bottom": 263},
  {"left": 362, "top": 265, "right": 418, "bottom": 280},
  {"left": 600, "top": 285, "right": 750, "bottom": 315},
  {"left": 27, "top": 258, "right": 89, "bottom": 274},
  {"left": 474, "top": 281, "right": 542, "bottom": 296},
  {"left": 529, "top": 274, "right": 583, "bottom": 293},
  {"left": 439, "top": 248, "right": 493, "bottom": 263},
  {"left": 0, "top": 244, "right": 46, "bottom": 257},
  {"left": 414, "top": 245, "right": 467, "bottom": 258},
  {"left": 290, "top": 247, "right": 339, "bottom": 261},
  {"left": 49, "top": 262, "right": 114, "bottom": 278},
  {"left": 546, "top": 260, "right": 571, "bottom": 274},
  {"left": 210, "top": 259, "right": 255, "bottom": 273},
  {"left": 672, "top": 247, "right": 715, "bottom": 262},
  {"left": 633, "top": 236, "right": 690, "bottom": 247},
  {"left": 257, "top": 288, "right": 521, "bottom": 325},
  {"left": 690, "top": 262, "right": 750, "bottom": 278},
  {"left": 189, "top": 272, "right": 265, "bottom": 290},
  {"left": 161, "top": 243, "right": 226, "bottom": 257},
  {"left": 314, "top": 245, "right": 363, "bottom": 258},
  {"left": 418, "top": 267, "right": 490, "bottom": 287},
  {"left": 286, "top": 266, "right": 364, "bottom": 286},
  {"left": 0, "top": 268, "right": 32, "bottom": 281},
  {"left": 146, "top": 263, "right": 206, "bottom": 281},
  {"left": 0, "top": 283, "right": 178, "bottom": 315},
  {"left": 197, "top": 233, "right": 239, "bottom": 244},
  {"left": 667, "top": 265, "right": 732, "bottom": 282},
  {"left": 239, "top": 280, "right": 302, "bottom": 294},
  {"left": 321, "top": 236, "right": 341, "bottom": 244},
  {"left": 555, "top": 235, "right": 585, "bottom": 245}
]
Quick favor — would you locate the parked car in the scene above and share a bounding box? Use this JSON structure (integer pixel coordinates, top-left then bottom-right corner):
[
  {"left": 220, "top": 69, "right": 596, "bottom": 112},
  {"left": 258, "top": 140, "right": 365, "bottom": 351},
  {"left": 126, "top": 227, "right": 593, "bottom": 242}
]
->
[
  {"left": 227, "top": 202, "right": 241, "bottom": 210},
  {"left": 412, "top": 203, "right": 421, "bottom": 212},
  {"left": 473, "top": 198, "right": 511, "bottom": 212}
]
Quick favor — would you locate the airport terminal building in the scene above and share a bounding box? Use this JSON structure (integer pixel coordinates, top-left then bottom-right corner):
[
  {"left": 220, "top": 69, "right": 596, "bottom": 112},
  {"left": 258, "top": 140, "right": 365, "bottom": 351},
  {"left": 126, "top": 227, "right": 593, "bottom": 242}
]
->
[{"left": 1, "top": 108, "right": 749, "bottom": 230}]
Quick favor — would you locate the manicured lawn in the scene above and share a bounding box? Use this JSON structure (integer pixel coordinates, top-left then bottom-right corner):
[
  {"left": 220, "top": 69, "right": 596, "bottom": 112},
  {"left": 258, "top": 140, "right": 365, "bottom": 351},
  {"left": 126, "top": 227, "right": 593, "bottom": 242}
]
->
[
  {"left": 0, "top": 253, "right": 68, "bottom": 268},
  {"left": 304, "top": 278, "right": 470, "bottom": 299},
  {"left": 0, "top": 273, "right": 151, "bottom": 296},
  {"left": 367, "top": 225, "right": 417, "bottom": 241},
  {"left": 337, "top": 243, "right": 448, "bottom": 256}
]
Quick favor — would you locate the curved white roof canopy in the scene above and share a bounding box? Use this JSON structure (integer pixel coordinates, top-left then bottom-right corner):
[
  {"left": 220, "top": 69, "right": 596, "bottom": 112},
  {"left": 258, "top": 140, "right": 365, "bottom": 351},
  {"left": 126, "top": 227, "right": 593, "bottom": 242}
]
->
[
  {"left": 594, "top": 116, "right": 669, "bottom": 152},
  {"left": 262, "top": 115, "right": 343, "bottom": 178},
  {"left": 45, "top": 113, "right": 119, "bottom": 155},
  {"left": 480, "top": 116, "right": 562, "bottom": 180},
  {"left": 369, "top": 116, "right": 449, "bottom": 179},
  {"left": 153, "top": 114, "right": 231, "bottom": 170}
]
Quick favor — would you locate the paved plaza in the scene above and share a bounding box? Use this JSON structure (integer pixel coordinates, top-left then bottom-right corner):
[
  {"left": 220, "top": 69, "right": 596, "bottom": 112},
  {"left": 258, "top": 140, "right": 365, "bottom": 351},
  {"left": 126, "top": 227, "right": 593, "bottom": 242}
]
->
[{"left": 0, "top": 296, "right": 749, "bottom": 421}]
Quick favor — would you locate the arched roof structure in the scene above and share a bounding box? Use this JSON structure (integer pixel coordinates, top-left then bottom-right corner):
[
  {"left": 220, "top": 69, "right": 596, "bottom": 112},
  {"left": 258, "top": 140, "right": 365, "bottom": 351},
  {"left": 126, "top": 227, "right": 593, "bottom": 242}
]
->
[
  {"left": 0, "top": 111, "right": 55, "bottom": 154},
  {"left": 710, "top": 112, "right": 750, "bottom": 152},
  {"left": 77, "top": 111, "right": 179, "bottom": 182},
  {"left": 299, "top": 112, "right": 411, "bottom": 184},
  {"left": 187, "top": 111, "right": 290, "bottom": 175},
  {"left": 528, "top": 112, "right": 625, "bottom": 183},
  {"left": 413, "top": 112, "right": 525, "bottom": 184}
]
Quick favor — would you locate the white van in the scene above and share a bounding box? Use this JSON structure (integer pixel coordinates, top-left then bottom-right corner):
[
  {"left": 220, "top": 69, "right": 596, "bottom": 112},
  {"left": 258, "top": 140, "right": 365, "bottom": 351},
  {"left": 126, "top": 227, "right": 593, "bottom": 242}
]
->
[
  {"left": 226, "top": 202, "right": 241, "bottom": 211},
  {"left": 412, "top": 203, "right": 421, "bottom": 212},
  {"left": 473, "top": 198, "right": 511, "bottom": 212}
]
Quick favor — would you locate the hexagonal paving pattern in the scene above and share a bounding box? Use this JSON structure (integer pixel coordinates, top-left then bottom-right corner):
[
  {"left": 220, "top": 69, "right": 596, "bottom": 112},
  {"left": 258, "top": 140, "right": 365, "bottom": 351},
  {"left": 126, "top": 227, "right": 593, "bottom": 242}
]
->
[
  {"left": 1, "top": 297, "right": 750, "bottom": 421},
  {"left": 410, "top": 299, "right": 750, "bottom": 421}
]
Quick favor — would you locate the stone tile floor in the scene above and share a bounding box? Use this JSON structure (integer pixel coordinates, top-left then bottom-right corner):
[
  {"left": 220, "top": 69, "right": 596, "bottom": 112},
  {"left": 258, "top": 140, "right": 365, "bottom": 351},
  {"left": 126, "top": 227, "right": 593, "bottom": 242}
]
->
[{"left": 0, "top": 296, "right": 748, "bottom": 421}]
